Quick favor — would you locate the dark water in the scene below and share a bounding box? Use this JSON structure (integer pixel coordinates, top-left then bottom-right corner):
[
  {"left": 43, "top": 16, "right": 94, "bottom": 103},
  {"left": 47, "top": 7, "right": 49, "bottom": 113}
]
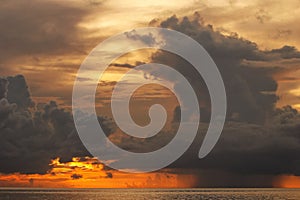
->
[{"left": 0, "top": 188, "right": 300, "bottom": 200}]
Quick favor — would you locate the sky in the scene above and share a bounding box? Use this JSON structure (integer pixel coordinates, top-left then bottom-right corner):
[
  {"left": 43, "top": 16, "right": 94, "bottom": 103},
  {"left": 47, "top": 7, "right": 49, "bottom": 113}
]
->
[{"left": 0, "top": 0, "right": 300, "bottom": 188}]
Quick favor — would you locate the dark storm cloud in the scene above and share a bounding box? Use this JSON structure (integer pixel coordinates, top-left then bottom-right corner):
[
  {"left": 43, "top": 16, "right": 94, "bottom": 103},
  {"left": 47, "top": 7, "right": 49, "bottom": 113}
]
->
[
  {"left": 155, "top": 15, "right": 300, "bottom": 176},
  {"left": 150, "top": 14, "right": 284, "bottom": 123},
  {"left": 0, "top": 75, "right": 113, "bottom": 174},
  {"left": 0, "top": 0, "right": 90, "bottom": 72},
  {"left": 104, "top": 14, "right": 300, "bottom": 186}
]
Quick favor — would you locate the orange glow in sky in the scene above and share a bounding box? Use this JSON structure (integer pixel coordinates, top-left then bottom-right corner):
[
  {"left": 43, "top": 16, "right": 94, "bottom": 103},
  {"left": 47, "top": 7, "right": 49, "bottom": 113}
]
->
[
  {"left": 0, "top": 157, "right": 198, "bottom": 188},
  {"left": 273, "top": 175, "right": 300, "bottom": 188}
]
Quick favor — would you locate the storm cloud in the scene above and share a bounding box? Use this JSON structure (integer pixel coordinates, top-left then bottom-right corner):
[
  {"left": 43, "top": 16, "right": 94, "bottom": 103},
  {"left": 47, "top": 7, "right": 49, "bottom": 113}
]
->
[
  {"left": 150, "top": 14, "right": 281, "bottom": 124},
  {"left": 103, "top": 14, "right": 300, "bottom": 186},
  {"left": 0, "top": 75, "right": 113, "bottom": 174},
  {"left": 161, "top": 13, "right": 299, "bottom": 168}
]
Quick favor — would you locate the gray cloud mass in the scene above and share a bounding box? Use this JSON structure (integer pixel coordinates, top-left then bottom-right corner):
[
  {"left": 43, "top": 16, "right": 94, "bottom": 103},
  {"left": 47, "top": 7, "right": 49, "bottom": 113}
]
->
[{"left": 0, "top": 75, "right": 113, "bottom": 174}]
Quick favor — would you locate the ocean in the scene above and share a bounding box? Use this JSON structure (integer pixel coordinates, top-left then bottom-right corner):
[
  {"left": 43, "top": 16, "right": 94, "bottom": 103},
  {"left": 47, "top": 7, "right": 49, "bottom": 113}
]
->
[{"left": 0, "top": 188, "right": 300, "bottom": 200}]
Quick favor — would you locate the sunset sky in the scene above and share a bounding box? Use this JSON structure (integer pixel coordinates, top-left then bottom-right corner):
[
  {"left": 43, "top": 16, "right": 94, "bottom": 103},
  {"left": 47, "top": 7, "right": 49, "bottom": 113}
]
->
[{"left": 1, "top": 0, "right": 300, "bottom": 188}]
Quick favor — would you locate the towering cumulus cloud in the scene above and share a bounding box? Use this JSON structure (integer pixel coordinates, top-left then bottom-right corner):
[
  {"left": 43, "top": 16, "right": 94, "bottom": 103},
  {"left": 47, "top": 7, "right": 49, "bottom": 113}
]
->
[
  {"left": 150, "top": 14, "right": 300, "bottom": 186},
  {"left": 152, "top": 14, "right": 278, "bottom": 124},
  {"left": 110, "top": 14, "right": 300, "bottom": 186},
  {"left": 0, "top": 75, "right": 112, "bottom": 174}
]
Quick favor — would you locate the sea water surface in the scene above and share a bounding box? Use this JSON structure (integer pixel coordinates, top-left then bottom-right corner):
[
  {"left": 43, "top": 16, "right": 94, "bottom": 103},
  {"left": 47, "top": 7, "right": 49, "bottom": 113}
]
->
[{"left": 0, "top": 188, "right": 300, "bottom": 200}]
